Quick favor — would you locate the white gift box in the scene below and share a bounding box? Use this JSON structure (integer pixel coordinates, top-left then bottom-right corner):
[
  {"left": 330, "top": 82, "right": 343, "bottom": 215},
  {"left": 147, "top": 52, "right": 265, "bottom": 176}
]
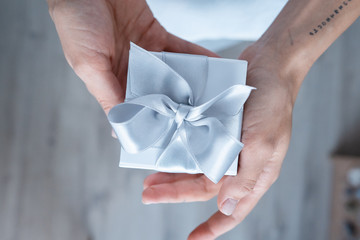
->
[{"left": 108, "top": 43, "right": 252, "bottom": 183}]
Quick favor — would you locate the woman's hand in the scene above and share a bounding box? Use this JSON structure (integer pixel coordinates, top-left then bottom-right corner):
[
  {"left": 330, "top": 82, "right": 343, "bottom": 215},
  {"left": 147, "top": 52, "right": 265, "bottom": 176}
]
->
[
  {"left": 48, "top": 0, "right": 217, "bottom": 113},
  {"left": 142, "top": 0, "right": 360, "bottom": 237},
  {"left": 142, "top": 43, "right": 296, "bottom": 239}
]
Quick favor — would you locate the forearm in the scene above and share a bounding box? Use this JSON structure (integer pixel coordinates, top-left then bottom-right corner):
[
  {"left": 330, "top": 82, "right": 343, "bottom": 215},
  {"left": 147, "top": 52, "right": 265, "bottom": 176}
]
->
[{"left": 248, "top": 0, "right": 360, "bottom": 98}]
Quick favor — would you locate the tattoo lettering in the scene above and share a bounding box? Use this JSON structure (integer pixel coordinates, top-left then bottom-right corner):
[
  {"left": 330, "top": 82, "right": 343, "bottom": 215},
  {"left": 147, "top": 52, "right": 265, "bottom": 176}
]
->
[{"left": 309, "top": 0, "right": 353, "bottom": 36}]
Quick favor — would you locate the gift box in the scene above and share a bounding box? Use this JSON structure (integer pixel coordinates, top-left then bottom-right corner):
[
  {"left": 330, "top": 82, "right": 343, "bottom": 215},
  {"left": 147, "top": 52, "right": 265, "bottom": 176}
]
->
[{"left": 108, "top": 42, "right": 254, "bottom": 183}]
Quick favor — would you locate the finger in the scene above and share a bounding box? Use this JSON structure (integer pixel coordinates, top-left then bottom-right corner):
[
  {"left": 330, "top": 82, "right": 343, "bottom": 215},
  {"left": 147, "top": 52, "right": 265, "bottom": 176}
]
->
[
  {"left": 143, "top": 172, "right": 201, "bottom": 189},
  {"left": 76, "top": 66, "right": 125, "bottom": 114},
  {"left": 142, "top": 175, "right": 221, "bottom": 204},
  {"left": 188, "top": 191, "right": 264, "bottom": 240},
  {"left": 217, "top": 145, "right": 267, "bottom": 216},
  {"left": 165, "top": 33, "right": 219, "bottom": 57}
]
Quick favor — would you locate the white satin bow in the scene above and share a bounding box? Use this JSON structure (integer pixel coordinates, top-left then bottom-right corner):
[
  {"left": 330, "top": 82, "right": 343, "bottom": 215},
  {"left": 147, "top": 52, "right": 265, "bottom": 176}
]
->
[{"left": 108, "top": 43, "right": 254, "bottom": 183}]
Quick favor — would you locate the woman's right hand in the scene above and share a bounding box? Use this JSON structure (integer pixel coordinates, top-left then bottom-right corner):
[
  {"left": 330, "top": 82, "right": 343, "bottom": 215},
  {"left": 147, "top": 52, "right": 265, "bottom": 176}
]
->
[{"left": 48, "top": 0, "right": 217, "bottom": 113}]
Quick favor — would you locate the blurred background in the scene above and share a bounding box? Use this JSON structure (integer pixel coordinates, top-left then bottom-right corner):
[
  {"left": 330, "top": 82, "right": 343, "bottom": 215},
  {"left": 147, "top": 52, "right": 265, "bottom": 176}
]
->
[{"left": 1, "top": 0, "right": 360, "bottom": 239}]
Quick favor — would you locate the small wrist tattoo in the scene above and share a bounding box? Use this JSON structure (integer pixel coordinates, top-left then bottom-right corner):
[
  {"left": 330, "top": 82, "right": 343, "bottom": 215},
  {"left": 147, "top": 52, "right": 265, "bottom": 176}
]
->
[{"left": 309, "top": 0, "right": 353, "bottom": 36}]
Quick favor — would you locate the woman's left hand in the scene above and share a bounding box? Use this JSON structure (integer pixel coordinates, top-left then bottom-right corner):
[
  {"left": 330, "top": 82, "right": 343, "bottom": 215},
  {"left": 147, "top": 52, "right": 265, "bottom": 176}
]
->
[{"left": 142, "top": 43, "right": 297, "bottom": 239}]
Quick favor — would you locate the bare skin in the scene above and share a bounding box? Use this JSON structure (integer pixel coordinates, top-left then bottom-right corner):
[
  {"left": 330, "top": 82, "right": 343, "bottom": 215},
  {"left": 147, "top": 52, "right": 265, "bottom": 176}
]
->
[{"left": 48, "top": 0, "right": 360, "bottom": 239}]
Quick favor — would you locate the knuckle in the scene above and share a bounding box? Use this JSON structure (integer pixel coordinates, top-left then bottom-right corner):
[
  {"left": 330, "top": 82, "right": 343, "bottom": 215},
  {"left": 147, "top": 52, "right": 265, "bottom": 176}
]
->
[
  {"left": 136, "top": 18, "right": 168, "bottom": 50},
  {"left": 172, "top": 187, "right": 180, "bottom": 200},
  {"left": 49, "top": 1, "right": 76, "bottom": 22},
  {"left": 238, "top": 178, "right": 257, "bottom": 193},
  {"left": 268, "top": 169, "right": 281, "bottom": 187},
  {"left": 71, "top": 60, "right": 92, "bottom": 79},
  {"left": 256, "top": 140, "right": 276, "bottom": 159},
  {"left": 97, "top": 99, "right": 113, "bottom": 113},
  {"left": 196, "top": 176, "right": 219, "bottom": 201},
  {"left": 264, "top": 164, "right": 282, "bottom": 186},
  {"left": 271, "top": 170, "right": 280, "bottom": 184},
  {"left": 260, "top": 168, "right": 281, "bottom": 190},
  {"left": 203, "top": 221, "right": 217, "bottom": 239},
  {"left": 48, "top": 1, "right": 62, "bottom": 19},
  {"left": 196, "top": 176, "right": 211, "bottom": 194},
  {"left": 143, "top": 175, "right": 152, "bottom": 186}
]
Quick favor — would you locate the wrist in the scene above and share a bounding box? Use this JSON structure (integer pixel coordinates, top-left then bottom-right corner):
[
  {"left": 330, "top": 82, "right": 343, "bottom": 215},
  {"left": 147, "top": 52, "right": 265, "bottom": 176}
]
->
[
  {"left": 240, "top": 38, "right": 309, "bottom": 105},
  {"left": 242, "top": 0, "right": 360, "bottom": 104}
]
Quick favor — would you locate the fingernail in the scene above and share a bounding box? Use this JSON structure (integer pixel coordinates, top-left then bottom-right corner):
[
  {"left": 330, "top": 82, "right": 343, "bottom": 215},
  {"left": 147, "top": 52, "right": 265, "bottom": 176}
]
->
[
  {"left": 142, "top": 188, "right": 155, "bottom": 205},
  {"left": 142, "top": 199, "right": 154, "bottom": 205},
  {"left": 221, "top": 198, "right": 239, "bottom": 216},
  {"left": 111, "top": 130, "right": 117, "bottom": 139},
  {"left": 142, "top": 196, "right": 155, "bottom": 205}
]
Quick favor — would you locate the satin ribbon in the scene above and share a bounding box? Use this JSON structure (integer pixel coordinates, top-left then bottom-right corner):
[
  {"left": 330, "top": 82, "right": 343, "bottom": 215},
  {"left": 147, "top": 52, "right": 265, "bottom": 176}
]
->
[{"left": 108, "top": 42, "right": 254, "bottom": 183}]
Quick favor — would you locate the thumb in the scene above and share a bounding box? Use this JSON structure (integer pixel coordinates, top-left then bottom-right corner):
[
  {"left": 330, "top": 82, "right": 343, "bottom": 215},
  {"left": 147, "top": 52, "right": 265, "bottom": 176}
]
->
[
  {"left": 75, "top": 64, "right": 125, "bottom": 114},
  {"left": 217, "top": 147, "right": 264, "bottom": 216}
]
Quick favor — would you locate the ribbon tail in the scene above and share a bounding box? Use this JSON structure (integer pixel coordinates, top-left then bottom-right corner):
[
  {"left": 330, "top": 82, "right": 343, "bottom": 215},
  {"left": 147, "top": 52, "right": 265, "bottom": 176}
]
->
[
  {"left": 183, "top": 119, "right": 243, "bottom": 184},
  {"left": 155, "top": 126, "right": 200, "bottom": 173}
]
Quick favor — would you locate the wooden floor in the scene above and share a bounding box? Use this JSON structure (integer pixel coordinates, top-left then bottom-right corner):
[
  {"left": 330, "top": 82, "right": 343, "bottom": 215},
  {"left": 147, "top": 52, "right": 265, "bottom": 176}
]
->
[{"left": 0, "top": 1, "right": 359, "bottom": 239}]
